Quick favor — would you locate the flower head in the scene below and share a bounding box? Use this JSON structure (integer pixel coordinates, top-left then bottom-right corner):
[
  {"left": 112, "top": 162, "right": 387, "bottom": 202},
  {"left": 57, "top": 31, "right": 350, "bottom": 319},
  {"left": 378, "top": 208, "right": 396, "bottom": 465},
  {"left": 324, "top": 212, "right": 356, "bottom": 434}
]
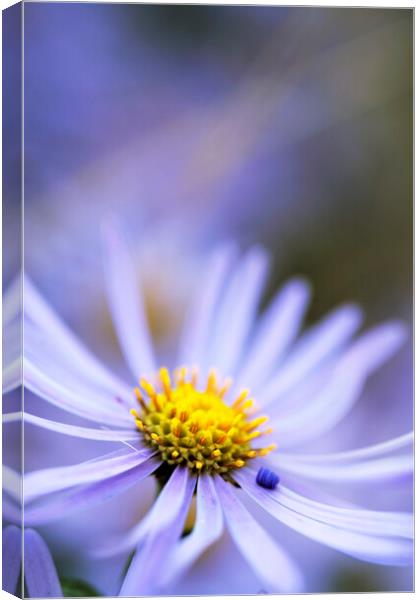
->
[{"left": 3, "top": 226, "right": 413, "bottom": 595}]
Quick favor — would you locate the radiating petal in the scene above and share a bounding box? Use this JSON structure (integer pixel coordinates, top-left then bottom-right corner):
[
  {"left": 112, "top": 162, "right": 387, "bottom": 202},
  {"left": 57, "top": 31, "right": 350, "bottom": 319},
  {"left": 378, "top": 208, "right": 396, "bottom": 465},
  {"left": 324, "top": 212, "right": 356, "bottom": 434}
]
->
[
  {"left": 236, "top": 470, "right": 413, "bottom": 566},
  {"left": 24, "top": 358, "right": 132, "bottom": 426},
  {"left": 93, "top": 466, "right": 195, "bottom": 559},
  {"left": 204, "top": 247, "right": 269, "bottom": 376},
  {"left": 177, "top": 244, "right": 237, "bottom": 368},
  {"left": 4, "top": 411, "right": 138, "bottom": 442},
  {"left": 3, "top": 496, "right": 22, "bottom": 524},
  {"left": 269, "top": 454, "right": 413, "bottom": 484},
  {"left": 237, "top": 467, "right": 412, "bottom": 538},
  {"left": 24, "top": 275, "right": 131, "bottom": 398},
  {"left": 24, "top": 529, "right": 62, "bottom": 597},
  {"left": 24, "top": 448, "right": 153, "bottom": 501},
  {"left": 160, "top": 474, "right": 224, "bottom": 590},
  {"left": 102, "top": 223, "right": 156, "bottom": 378},
  {"left": 119, "top": 468, "right": 196, "bottom": 596},
  {"left": 279, "top": 432, "right": 413, "bottom": 464},
  {"left": 3, "top": 275, "right": 21, "bottom": 325},
  {"left": 3, "top": 525, "right": 22, "bottom": 596},
  {"left": 24, "top": 456, "right": 160, "bottom": 525},
  {"left": 260, "top": 304, "right": 363, "bottom": 406},
  {"left": 214, "top": 475, "right": 303, "bottom": 593},
  {"left": 236, "top": 278, "right": 311, "bottom": 390},
  {"left": 3, "top": 465, "right": 22, "bottom": 503},
  {"left": 269, "top": 322, "right": 407, "bottom": 446},
  {"left": 3, "top": 357, "right": 21, "bottom": 394}
]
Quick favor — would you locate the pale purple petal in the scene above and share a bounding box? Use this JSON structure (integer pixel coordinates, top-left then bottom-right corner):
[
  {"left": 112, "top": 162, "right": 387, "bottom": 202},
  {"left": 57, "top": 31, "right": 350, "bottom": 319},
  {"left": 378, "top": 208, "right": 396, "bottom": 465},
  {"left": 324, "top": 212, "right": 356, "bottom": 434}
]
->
[
  {"left": 280, "top": 432, "right": 413, "bottom": 464},
  {"left": 3, "top": 358, "right": 21, "bottom": 394},
  {"left": 269, "top": 453, "right": 413, "bottom": 484},
  {"left": 6, "top": 411, "right": 138, "bottom": 442},
  {"left": 269, "top": 322, "right": 407, "bottom": 446},
  {"left": 238, "top": 467, "right": 412, "bottom": 538},
  {"left": 102, "top": 223, "right": 156, "bottom": 378},
  {"left": 24, "top": 357, "right": 132, "bottom": 426},
  {"left": 24, "top": 318, "right": 134, "bottom": 406},
  {"left": 3, "top": 275, "right": 21, "bottom": 325},
  {"left": 93, "top": 466, "right": 195, "bottom": 559},
  {"left": 24, "top": 448, "right": 153, "bottom": 501},
  {"left": 177, "top": 244, "right": 237, "bottom": 368},
  {"left": 24, "top": 456, "right": 160, "bottom": 525},
  {"left": 119, "top": 468, "right": 196, "bottom": 596},
  {"left": 235, "top": 470, "right": 413, "bottom": 566},
  {"left": 214, "top": 475, "right": 303, "bottom": 593},
  {"left": 24, "top": 275, "right": 130, "bottom": 397},
  {"left": 4, "top": 465, "right": 22, "bottom": 503},
  {"left": 237, "top": 278, "right": 311, "bottom": 389},
  {"left": 3, "top": 525, "right": 22, "bottom": 595},
  {"left": 3, "top": 496, "right": 22, "bottom": 524},
  {"left": 24, "top": 529, "right": 62, "bottom": 597},
  {"left": 160, "top": 474, "right": 224, "bottom": 590},
  {"left": 260, "top": 304, "right": 363, "bottom": 406},
  {"left": 204, "top": 247, "right": 269, "bottom": 376}
]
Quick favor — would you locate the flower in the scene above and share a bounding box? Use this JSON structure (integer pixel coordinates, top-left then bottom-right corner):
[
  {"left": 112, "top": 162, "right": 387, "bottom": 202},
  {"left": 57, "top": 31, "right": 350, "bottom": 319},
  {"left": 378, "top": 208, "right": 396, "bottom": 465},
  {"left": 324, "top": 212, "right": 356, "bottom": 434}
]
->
[
  {"left": 4, "top": 226, "right": 413, "bottom": 595},
  {"left": 2, "top": 525, "right": 62, "bottom": 597}
]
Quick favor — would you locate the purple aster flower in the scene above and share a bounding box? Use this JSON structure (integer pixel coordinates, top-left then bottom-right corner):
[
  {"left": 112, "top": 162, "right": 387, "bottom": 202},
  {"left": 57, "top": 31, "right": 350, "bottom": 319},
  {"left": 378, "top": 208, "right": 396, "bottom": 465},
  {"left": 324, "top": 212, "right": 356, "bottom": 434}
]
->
[
  {"left": 2, "top": 525, "right": 62, "bottom": 597},
  {"left": 3, "top": 226, "right": 413, "bottom": 594}
]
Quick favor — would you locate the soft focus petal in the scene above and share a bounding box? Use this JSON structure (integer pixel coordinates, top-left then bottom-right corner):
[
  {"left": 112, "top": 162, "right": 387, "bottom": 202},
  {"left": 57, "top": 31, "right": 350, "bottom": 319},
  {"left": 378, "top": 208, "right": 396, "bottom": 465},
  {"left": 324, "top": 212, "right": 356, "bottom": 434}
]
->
[
  {"left": 236, "top": 470, "right": 413, "bottom": 566},
  {"left": 24, "top": 456, "right": 160, "bottom": 525},
  {"left": 3, "top": 525, "right": 22, "bottom": 596},
  {"left": 204, "top": 247, "right": 269, "bottom": 375},
  {"left": 119, "top": 468, "right": 196, "bottom": 596},
  {"left": 214, "top": 475, "right": 303, "bottom": 592},
  {"left": 3, "top": 275, "right": 21, "bottom": 325},
  {"left": 5, "top": 411, "right": 138, "bottom": 442},
  {"left": 24, "top": 528, "right": 62, "bottom": 597},
  {"left": 3, "top": 465, "right": 21, "bottom": 503},
  {"left": 93, "top": 465, "right": 195, "bottom": 559},
  {"left": 269, "top": 454, "right": 413, "bottom": 484},
  {"left": 102, "top": 223, "right": 156, "bottom": 378},
  {"left": 3, "top": 358, "right": 21, "bottom": 394},
  {"left": 24, "top": 447, "right": 152, "bottom": 501},
  {"left": 24, "top": 275, "right": 130, "bottom": 397},
  {"left": 236, "top": 278, "right": 311, "bottom": 389},
  {"left": 177, "top": 244, "right": 237, "bottom": 368},
  {"left": 160, "top": 474, "right": 224, "bottom": 590},
  {"left": 260, "top": 304, "right": 362, "bottom": 406},
  {"left": 280, "top": 432, "right": 413, "bottom": 463},
  {"left": 24, "top": 357, "right": 132, "bottom": 426},
  {"left": 269, "top": 322, "right": 407, "bottom": 446}
]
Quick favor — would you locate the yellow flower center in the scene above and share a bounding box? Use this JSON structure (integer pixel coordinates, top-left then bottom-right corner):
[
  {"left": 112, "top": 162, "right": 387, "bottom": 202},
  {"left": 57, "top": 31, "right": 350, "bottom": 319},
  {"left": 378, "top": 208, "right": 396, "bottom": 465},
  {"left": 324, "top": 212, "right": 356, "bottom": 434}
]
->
[{"left": 130, "top": 367, "right": 276, "bottom": 474}]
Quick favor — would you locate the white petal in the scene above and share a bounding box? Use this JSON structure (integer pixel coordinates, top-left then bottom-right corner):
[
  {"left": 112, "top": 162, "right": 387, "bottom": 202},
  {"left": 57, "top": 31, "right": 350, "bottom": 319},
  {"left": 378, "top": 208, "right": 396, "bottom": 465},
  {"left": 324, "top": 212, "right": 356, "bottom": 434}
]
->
[
  {"left": 102, "top": 223, "right": 156, "bottom": 378},
  {"left": 3, "top": 358, "right": 21, "bottom": 394}
]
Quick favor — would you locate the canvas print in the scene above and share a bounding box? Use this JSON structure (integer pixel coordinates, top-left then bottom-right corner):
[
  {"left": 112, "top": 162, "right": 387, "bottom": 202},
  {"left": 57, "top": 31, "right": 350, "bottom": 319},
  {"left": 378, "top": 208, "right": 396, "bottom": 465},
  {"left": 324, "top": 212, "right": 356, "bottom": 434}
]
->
[{"left": 2, "top": 2, "right": 413, "bottom": 597}]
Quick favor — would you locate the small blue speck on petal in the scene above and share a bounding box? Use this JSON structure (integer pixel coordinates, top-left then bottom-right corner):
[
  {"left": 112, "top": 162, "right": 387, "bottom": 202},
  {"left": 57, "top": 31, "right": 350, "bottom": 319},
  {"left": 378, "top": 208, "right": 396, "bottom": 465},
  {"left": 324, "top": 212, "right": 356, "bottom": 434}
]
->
[{"left": 256, "top": 467, "right": 280, "bottom": 490}]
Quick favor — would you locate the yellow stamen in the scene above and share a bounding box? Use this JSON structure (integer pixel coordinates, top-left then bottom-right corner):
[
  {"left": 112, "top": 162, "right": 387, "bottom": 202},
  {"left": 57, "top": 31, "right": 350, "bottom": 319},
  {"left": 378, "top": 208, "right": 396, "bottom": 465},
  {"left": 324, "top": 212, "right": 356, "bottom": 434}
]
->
[{"left": 130, "top": 367, "right": 275, "bottom": 473}]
